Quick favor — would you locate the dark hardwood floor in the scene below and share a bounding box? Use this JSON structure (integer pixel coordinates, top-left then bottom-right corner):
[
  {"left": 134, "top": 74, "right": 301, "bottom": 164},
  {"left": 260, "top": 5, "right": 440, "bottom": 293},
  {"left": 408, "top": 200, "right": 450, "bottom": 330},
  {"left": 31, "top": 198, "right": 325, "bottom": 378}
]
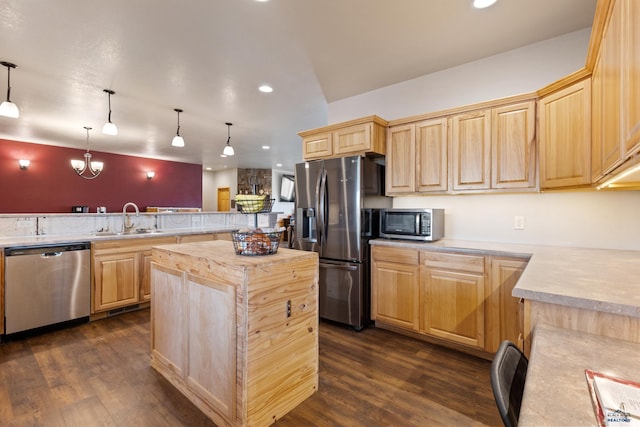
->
[{"left": 0, "top": 309, "right": 501, "bottom": 426}]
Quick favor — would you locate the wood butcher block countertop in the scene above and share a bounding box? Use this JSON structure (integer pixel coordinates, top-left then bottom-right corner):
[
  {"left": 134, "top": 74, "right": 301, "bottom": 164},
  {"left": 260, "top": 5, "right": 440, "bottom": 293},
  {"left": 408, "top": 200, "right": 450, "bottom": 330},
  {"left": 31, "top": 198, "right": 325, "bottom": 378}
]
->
[
  {"left": 152, "top": 240, "right": 319, "bottom": 287},
  {"left": 370, "top": 238, "right": 640, "bottom": 318}
]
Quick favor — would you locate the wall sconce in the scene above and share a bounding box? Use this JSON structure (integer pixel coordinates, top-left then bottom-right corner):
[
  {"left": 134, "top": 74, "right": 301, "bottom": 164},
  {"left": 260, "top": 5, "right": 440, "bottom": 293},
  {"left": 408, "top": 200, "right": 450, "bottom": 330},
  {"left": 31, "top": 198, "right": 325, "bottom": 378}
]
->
[
  {"left": 18, "top": 159, "right": 30, "bottom": 170},
  {"left": 146, "top": 171, "right": 155, "bottom": 180}
]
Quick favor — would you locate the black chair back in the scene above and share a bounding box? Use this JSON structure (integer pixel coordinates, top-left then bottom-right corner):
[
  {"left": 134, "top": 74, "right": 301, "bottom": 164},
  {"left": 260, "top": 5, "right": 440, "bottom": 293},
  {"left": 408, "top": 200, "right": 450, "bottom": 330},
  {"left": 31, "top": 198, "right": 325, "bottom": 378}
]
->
[{"left": 490, "top": 340, "right": 528, "bottom": 427}]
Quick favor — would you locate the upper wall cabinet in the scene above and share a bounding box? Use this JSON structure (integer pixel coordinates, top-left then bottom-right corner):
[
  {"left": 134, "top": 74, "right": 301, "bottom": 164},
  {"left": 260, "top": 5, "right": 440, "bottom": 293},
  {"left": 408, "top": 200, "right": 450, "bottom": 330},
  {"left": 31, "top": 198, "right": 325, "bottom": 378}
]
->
[
  {"left": 299, "top": 115, "right": 388, "bottom": 161},
  {"left": 386, "top": 118, "right": 448, "bottom": 194},
  {"left": 386, "top": 97, "right": 536, "bottom": 196},
  {"left": 623, "top": 0, "right": 640, "bottom": 156},
  {"left": 538, "top": 78, "right": 592, "bottom": 189}
]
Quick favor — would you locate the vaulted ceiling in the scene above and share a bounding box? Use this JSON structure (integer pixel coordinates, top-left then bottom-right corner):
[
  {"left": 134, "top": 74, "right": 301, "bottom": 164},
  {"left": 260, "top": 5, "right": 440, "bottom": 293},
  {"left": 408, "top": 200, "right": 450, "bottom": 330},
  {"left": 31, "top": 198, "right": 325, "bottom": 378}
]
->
[{"left": 0, "top": 0, "right": 596, "bottom": 172}]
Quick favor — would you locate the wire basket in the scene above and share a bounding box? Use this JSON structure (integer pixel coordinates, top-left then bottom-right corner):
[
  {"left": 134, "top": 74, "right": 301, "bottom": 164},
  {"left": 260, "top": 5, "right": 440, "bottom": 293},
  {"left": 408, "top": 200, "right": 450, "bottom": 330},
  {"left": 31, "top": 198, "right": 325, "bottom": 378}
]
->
[
  {"left": 231, "top": 229, "right": 283, "bottom": 256},
  {"left": 235, "top": 197, "right": 275, "bottom": 214}
]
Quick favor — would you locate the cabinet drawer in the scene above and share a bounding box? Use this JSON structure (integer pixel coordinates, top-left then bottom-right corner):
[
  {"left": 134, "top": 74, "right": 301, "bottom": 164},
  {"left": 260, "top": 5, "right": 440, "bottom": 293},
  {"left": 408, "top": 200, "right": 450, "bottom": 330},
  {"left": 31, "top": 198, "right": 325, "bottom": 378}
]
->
[
  {"left": 372, "top": 246, "right": 418, "bottom": 265},
  {"left": 420, "top": 251, "right": 485, "bottom": 273}
]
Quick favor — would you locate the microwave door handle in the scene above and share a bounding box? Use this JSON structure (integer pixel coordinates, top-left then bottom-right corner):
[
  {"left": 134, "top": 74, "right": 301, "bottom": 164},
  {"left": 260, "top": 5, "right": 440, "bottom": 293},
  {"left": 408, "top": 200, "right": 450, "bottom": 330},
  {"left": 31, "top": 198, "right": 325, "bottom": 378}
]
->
[
  {"left": 416, "top": 214, "right": 420, "bottom": 234},
  {"left": 317, "top": 168, "right": 327, "bottom": 246}
]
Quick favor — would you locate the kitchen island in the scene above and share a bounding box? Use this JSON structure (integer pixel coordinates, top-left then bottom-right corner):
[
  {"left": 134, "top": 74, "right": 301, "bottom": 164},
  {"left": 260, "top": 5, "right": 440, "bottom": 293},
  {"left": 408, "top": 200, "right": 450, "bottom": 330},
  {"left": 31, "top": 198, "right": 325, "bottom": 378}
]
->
[{"left": 150, "top": 240, "right": 319, "bottom": 427}]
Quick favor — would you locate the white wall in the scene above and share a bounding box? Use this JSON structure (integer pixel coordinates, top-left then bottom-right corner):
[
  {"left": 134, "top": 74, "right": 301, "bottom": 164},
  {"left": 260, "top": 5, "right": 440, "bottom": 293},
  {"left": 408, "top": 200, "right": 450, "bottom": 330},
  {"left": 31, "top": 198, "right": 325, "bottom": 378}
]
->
[
  {"left": 328, "top": 28, "right": 640, "bottom": 251},
  {"left": 202, "top": 168, "right": 238, "bottom": 211},
  {"left": 329, "top": 28, "right": 591, "bottom": 122}
]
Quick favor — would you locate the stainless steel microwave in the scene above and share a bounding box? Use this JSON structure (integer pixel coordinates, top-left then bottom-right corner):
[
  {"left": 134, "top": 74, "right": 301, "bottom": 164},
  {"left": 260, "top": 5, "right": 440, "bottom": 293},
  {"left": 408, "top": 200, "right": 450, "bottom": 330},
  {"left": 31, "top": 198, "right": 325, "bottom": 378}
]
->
[{"left": 379, "top": 208, "right": 444, "bottom": 241}]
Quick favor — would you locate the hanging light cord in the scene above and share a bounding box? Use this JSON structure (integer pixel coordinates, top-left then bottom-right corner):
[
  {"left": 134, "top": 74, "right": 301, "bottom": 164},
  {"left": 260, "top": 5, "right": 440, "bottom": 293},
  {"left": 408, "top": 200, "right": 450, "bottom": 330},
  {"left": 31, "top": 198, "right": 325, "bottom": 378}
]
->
[
  {"left": 176, "top": 110, "right": 181, "bottom": 136},
  {"left": 84, "top": 126, "right": 92, "bottom": 151},
  {"left": 5, "top": 64, "right": 11, "bottom": 102},
  {"left": 107, "top": 92, "right": 113, "bottom": 123}
]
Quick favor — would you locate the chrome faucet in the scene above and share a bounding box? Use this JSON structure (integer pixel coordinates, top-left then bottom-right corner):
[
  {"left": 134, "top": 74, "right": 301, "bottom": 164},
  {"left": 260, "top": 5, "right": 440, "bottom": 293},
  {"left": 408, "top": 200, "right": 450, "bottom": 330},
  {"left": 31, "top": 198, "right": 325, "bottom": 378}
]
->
[{"left": 122, "top": 202, "right": 140, "bottom": 233}]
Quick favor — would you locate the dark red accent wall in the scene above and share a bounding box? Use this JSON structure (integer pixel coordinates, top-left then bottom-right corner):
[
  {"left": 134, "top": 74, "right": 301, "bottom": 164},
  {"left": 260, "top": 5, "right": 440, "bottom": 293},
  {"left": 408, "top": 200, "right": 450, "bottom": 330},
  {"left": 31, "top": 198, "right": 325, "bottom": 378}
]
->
[{"left": 0, "top": 139, "right": 202, "bottom": 213}]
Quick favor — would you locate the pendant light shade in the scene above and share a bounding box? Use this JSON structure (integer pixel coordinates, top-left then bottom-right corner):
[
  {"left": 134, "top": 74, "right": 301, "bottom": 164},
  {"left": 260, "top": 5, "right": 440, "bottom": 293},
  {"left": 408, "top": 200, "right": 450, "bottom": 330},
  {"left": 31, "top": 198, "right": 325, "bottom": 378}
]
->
[
  {"left": 71, "top": 127, "right": 104, "bottom": 179},
  {"left": 102, "top": 89, "right": 118, "bottom": 135},
  {"left": 223, "top": 122, "right": 235, "bottom": 156},
  {"left": 171, "top": 108, "right": 185, "bottom": 147},
  {"left": 0, "top": 61, "right": 19, "bottom": 118}
]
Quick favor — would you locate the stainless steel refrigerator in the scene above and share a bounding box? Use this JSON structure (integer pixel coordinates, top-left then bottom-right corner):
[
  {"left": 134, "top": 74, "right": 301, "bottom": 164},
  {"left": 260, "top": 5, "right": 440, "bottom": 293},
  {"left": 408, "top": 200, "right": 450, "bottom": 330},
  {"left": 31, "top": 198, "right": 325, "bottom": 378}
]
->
[{"left": 293, "top": 155, "right": 383, "bottom": 330}]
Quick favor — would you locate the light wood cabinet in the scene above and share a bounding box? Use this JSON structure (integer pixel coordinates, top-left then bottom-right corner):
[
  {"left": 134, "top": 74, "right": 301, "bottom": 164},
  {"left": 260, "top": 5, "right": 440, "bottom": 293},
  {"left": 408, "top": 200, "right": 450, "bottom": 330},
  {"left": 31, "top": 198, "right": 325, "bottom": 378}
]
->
[
  {"left": 371, "top": 246, "right": 420, "bottom": 331},
  {"left": 591, "top": 0, "right": 624, "bottom": 178},
  {"left": 371, "top": 244, "right": 529, "bottom": 356},
  {"left": 299, "top": 116, "right": 387, "bottom": 161},
  {"left": 623, "top": 0, "right": 640, "bottom": 156},
  {"left": 420, "top": 251, "right": 486, "bottom": 349},
  {"left": 93, "top": 251, "right": 140, "bottom": 312},
  {"left": 491, "top": 101, "right": 537, "bottom": 189},
  {"left": 386, "top": 118, "right": 448, "bottom": 195},
  {"left": 451, "top": 110, "right": 492, "bottom": 191},
  {"left": 92, "top": 236, "right": 176, "bottom": 313},
  {"left": 485, "top": 257, "right": 527, "bottom": 353},
  {"left": 386, "top": 98, "right": 536, "bottom": 195},
  {"left": 302, "top": 132, "right": 332, "bottom": 160},
  {"left": 538, "top": 78, "right": 592, "bottom": 189},
  {"left": 152, "top": 263, "right": 236, "bottom": 423},
  {"left": 151, "top": 241, "right": 318, "bottom": 427}
]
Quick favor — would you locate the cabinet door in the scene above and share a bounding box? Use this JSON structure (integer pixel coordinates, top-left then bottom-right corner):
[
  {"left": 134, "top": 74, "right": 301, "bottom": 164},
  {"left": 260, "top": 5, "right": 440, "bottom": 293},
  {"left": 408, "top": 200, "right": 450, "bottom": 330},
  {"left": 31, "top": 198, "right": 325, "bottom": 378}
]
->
[
  {"left": 302, "top": 132, "right": 332, "bottom": 160},
  {"left": 421, "top": 268, "right": 485, "bottom": 348},
  {"left": 333, "top": 123, "right": 372, "bottom": 155},
  {"left": 416, "top": 118, "right": 448, "bottom": 192},
  {"left": 151, "top": 263, "right": 186, "bottom": 377},
  {"left": 600, "top": 0, "right": 624, "bottom": 174},
  {"left": 93, "top": 252, "right": 140, "bottom": 312},
  {"left": 486, "top": 257, "right": 527, "bottom": 353},
  {"left": 186, "top": 273, "right": 236, "bottom": 421},
  {"left": 451, "top": 110, "right": 491, "bottom": 190},
  {"left": 371, "top": 246, "right": 420, "bottom": 331},
  {"left": 491, "top": 101, "right": 536, "bottom": 189},
  {"left": 624, "top": 0, "right": 640, "bottom": 155},
  {"left": 140, "top": 250, "right": 153, "bottom": 301},
  {"left": 592, "top": 55, "right": 604, "bottom": 182},
  {"left": 386, "top": 124, "right": 416, "bottom": 194},
  {"left": 538, "top": 79, "right": 592, "bottom": 188}
]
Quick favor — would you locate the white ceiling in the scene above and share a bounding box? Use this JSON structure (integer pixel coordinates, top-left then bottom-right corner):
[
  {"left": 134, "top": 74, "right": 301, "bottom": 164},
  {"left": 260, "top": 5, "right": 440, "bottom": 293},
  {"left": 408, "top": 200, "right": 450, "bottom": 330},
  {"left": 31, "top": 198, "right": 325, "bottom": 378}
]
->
[{"left": 0, "top": 0, "right": 596, "bottom": 173}]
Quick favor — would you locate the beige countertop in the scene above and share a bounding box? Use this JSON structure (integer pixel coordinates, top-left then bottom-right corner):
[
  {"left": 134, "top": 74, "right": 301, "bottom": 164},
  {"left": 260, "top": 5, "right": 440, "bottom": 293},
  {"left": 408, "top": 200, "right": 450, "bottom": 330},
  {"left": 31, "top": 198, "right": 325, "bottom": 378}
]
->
[
  {"left": 370, "top": 238, "right": 640, "bottom": 318},
  {"left": 519, "top": 323, "right": 640, "bottom": 426},
  {"left": 0, "top": 227, "right": 237, "bottom": 248}
]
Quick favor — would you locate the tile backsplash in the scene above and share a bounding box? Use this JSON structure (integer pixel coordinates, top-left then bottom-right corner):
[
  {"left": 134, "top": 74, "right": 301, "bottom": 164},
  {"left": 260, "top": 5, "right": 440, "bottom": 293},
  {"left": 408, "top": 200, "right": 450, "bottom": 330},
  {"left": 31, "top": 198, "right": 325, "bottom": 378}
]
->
[{"left": 0, "top": 212, "right": 278, "bottom": 237}]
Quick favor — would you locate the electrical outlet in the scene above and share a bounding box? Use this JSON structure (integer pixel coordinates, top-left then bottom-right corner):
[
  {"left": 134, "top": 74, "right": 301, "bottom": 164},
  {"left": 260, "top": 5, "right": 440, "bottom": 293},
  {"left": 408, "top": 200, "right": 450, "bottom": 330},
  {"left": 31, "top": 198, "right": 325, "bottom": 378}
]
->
[{"left": 514, "top": 216, "right": 525, "bottom": 230}]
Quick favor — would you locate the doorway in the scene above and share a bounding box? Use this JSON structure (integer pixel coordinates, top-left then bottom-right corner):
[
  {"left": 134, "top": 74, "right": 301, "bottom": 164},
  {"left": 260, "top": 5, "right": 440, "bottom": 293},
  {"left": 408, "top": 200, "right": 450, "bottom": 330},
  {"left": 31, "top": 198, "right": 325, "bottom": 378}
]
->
[{"left": 217, "top": 187, "right": 231, "bottom": 211}]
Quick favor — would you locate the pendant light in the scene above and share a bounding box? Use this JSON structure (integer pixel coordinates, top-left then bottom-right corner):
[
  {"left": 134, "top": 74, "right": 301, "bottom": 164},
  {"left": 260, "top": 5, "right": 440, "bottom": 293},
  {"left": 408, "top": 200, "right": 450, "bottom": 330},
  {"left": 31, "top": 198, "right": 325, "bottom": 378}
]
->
[
  {"left": 102, "top": 89, "right": 118, "bottom": 135},
  {"left": 0, "top": 61, "right": 19, "bottom": 118},
  {"left": 223, "top": 122, "right": 235, "bottom": 156},
  {"left": 71, "top": 126, "right": 104, "bottom": 179},
  {"left": 171, "top": 108, "right": 185, "bottom": 147}
]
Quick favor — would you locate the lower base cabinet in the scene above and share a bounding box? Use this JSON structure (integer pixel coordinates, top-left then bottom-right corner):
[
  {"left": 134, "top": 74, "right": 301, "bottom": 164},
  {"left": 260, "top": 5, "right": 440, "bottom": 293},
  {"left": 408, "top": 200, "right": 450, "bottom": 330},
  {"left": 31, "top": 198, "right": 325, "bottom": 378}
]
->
[
  {"left": 371, "top": 245, "right": 527, "bottom": 356},
  {"left": 421, "top": 252, "right": 486, "bottom": 349}
]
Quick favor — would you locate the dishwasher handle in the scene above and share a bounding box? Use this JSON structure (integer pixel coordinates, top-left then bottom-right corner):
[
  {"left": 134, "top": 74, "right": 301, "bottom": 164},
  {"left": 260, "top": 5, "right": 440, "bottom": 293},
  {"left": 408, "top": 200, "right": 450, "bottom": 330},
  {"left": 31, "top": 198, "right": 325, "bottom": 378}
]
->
[{"left": 41, "top": 252, "right": 63, "bottom": 258}]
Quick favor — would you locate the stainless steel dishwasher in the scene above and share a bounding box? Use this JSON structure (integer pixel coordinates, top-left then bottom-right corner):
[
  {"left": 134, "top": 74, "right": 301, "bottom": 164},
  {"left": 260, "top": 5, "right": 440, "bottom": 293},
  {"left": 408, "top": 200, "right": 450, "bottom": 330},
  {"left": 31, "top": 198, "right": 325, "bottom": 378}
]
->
[{"left": 4, "top": 242, "right": 91, "bottom": 335}]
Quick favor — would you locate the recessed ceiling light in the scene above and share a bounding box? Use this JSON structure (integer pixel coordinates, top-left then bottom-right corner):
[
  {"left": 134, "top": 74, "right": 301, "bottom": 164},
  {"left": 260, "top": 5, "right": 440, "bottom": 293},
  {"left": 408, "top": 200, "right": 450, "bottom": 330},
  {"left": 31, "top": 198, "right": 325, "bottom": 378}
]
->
[
  {"left": 205, "top": 167, "right": 212, "bottom": 171},
  {"left": 259, "top": 85, "right": 273, "bottom": 93},
  {"left": 276, "top": 163, "right": 283, "bottom": 167},
  {"left": 262, "top": 145, "right": 270, "bottom": 150},
  {"left": 473, "top": 0, "right": 497, "bottom": 8}
]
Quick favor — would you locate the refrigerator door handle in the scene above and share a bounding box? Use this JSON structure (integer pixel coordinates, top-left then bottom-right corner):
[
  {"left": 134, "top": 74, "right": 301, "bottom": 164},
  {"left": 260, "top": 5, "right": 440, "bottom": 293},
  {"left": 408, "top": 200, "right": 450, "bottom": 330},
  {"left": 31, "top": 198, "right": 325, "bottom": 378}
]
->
[
  {"left": 317, "top": 168, "right": 327, "bottom": 247},
  {"left": 319, "top": 262, "right": 358, "bottom": 271}
]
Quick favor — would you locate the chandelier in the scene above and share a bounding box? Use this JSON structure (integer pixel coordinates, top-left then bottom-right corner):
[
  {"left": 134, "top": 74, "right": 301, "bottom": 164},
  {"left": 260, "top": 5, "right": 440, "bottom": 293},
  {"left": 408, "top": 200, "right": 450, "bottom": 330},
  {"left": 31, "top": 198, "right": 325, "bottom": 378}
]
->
[{"left": 71, "top": 126, "right": 104, "bottom": 179}]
